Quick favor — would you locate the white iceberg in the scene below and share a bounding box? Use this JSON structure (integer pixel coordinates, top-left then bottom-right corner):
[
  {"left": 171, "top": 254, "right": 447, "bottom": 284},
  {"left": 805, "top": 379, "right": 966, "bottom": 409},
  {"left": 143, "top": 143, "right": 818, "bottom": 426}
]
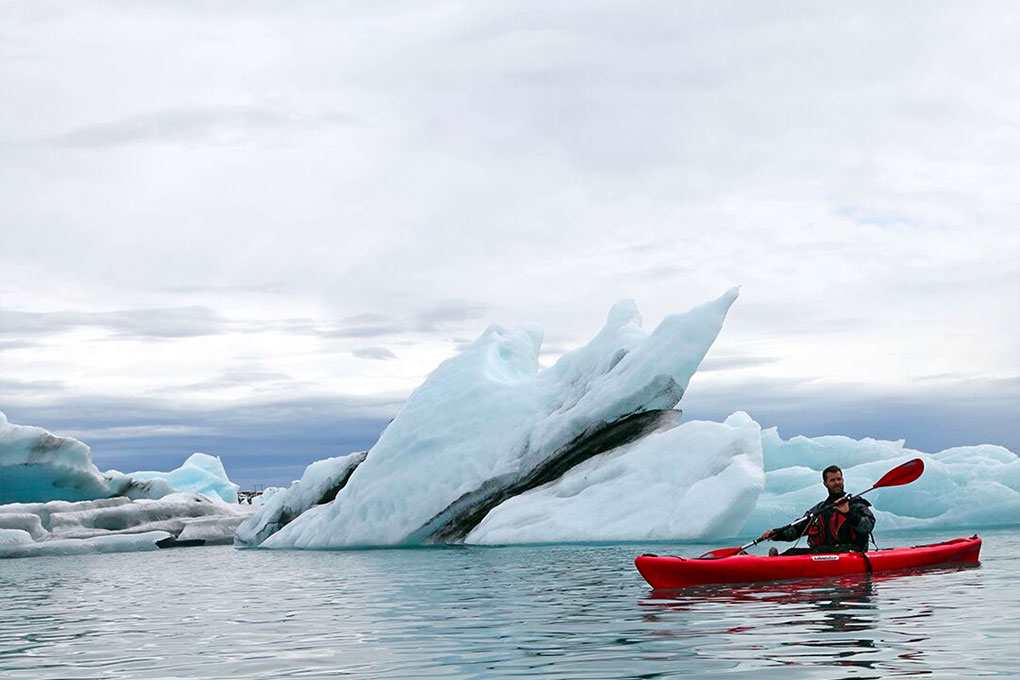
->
[
  {"left": 177, "top": 516, "right": 249, "bottom": 544},
  {"left": 43, "top": 492, "right": 246, "bottom": 538},
  {"left": 466, "top": 412, "right": 764, "bottom": 544},
  {"left": 235, "top": 451, "right": 367, "bottom": 547},
  {"left": 252, "top": 486, "right": 284, "bottom": 507},
  {"left": 0, "top": 411, "right": 126, "bottom": 503},
  {"left": 0, "top": 528, "right": 34, "bottom": 546},
  {"left": 0, "top": 411, "right": 239, "bottom": 503},
  {"left": 10, "top": 286, "right": 1017, "bottom": 554},
  {"left": 0, "top": 493, "right": 251, "bottom": 558},
  {"left": 0, "top": 531, "right": 172, "bottom": 559},
  {"left": 0, "top": 512, "right": 48, "bottom": 540},
  {"left": 741, "top": 427, "right": 1020, "bottom": 536},
  {"left": 127, "top": 453, "right": 240, "bottom": 504},
  {"left": 263, "top": 289, "right": 739, "bottom": 549}
]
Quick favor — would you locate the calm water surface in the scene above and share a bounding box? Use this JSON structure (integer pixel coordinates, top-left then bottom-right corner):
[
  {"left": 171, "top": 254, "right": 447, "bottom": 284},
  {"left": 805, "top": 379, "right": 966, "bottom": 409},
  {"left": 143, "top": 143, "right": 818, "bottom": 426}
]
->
[{"left": 1, "top": 527, "right": 1016, "bottom": 679}]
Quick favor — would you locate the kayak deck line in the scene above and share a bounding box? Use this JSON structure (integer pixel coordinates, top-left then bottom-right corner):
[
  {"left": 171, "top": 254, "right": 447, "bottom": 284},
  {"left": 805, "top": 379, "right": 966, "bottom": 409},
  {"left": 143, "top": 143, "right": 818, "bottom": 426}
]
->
[{"left": 635, "top": 535, "right": 982, "bottom": 589}]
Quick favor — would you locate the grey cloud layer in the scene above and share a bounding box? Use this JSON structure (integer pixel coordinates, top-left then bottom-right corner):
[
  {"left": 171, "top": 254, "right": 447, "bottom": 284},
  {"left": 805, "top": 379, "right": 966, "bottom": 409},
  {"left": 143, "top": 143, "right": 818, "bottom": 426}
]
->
[
  {"left": 39, "top": 106, "right": 358, "bottom": 148},
  {"left": 0, "top": 307, "right": 226, "bottom": 339},
  {"left": 1, "top": 3, "right": 1017, "bottom": 476},
  {"left": 0, "top": 378, "right": 66, "bottom": 396},
  {"left": 0, "top": 300, "right": 486, "bottom": 342},
  {"left": 683, "top": 373, "right": 1020, "bottom": 454},
  {"left": 0, "top": 391, "right": 401, "bottom": 487},
  {"left": 0, "top": 339, "right": 36, "bottom": 352},
  {"left": 697, "top": 354, "right": 782, "bottom": 372},
  {"left": 3, "top": 371, "right": 1014, "bottom": 490},
  {"left": 303, "top": 302, "right": 488, "bottom": 339},
  {"left": 352, "top": 347, "right": 397, "bottom": 360}
]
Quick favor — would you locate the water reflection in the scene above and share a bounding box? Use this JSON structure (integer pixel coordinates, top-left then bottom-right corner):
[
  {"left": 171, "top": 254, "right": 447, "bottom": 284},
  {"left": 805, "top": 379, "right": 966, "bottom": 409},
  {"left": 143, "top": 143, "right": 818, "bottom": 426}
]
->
[
  {"left": 637, "top": 564, "right": 985, "bottom": 677},
  {"left": 0, "top": 534, "right": 1010, "bottom": 680},
  {"left": 638, "top": 577, "right": 882, "bottom": 672}
]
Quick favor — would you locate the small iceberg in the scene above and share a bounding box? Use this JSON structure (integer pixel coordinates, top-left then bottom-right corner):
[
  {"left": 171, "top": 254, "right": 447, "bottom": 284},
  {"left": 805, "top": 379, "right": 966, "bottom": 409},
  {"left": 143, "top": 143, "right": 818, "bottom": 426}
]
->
[
  {"left": 0, "top": 493, "right": 251, "bottom": 559},
  {"left": 0, "top": 411, "right": 239, "bottom": 504},
  {"left": 742, "top": 428, "right": 1020, "bottom": 535},
  {"left": 1, "top": 411, "right": 249, "bottom": 558},
  {"left": 234, "top": 451, "right": 367, "bottom": 547}
]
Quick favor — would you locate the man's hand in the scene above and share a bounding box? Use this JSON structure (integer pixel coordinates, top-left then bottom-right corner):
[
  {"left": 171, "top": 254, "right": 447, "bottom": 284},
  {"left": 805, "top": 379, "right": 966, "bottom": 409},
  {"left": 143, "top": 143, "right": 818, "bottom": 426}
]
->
[
  {"left": 758, "top": 529, "right": 773, "bottom": 541},
  {"left": 835, "top": 500, "right": 850, "bottom": 514}
]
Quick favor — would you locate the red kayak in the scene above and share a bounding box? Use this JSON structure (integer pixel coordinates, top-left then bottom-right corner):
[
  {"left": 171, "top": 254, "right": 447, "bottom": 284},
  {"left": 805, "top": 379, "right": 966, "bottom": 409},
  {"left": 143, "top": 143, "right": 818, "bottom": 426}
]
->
[{"left": 635, "top": 536, "right": 981, "bottom": 589}]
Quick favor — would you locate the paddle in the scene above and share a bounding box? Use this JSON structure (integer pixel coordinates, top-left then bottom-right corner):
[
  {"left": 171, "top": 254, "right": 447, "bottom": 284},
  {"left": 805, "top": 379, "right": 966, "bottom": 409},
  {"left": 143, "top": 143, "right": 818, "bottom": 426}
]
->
[{"left": 698, "top": 457, "right": 925, "bottom": 559}]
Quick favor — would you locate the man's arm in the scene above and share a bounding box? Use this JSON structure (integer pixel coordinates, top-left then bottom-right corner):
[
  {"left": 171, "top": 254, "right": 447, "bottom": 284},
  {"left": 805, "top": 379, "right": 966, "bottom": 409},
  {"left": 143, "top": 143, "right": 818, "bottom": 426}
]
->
[
  {"left": 759, "top": 501, "right": 827, "bottom": 542},
  {"left": 846, "top": 500, "right": 875, "bottom": 535},
  {"left": 765, "top": 522, "right": 807, "bottom": 542}
]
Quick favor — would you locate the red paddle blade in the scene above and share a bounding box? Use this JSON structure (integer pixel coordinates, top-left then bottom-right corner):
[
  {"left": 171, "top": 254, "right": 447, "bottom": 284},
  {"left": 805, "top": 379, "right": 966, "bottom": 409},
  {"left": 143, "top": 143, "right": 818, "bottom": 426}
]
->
[
  {"left": 873, "top": 457, "right": 925, "bottom": 488},
  {"left": 698, "top": 546, "right": 744, "bottom": 559}
]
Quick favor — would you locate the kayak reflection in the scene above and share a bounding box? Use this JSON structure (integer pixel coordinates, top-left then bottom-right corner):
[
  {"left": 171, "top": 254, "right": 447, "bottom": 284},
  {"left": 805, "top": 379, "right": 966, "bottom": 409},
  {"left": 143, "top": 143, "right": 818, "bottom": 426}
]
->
[
  {"left": 636, "top": 574, "right": 883, "bottom": 671},
  {"left": 635, "top": 563, "right": 987, "bottom": 675},
  {"left": 644, "top": 573, "right": 876, "bottom": 622},
  {"left": 642, "top": 561, "right": 977, "bottom": 603}
]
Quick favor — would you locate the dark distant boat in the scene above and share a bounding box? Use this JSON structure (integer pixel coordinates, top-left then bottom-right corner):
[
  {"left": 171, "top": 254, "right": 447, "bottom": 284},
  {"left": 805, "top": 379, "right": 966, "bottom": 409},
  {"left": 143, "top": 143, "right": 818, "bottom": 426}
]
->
[{"left": 156, "top": 537, "right": 207, "bottom": 549}]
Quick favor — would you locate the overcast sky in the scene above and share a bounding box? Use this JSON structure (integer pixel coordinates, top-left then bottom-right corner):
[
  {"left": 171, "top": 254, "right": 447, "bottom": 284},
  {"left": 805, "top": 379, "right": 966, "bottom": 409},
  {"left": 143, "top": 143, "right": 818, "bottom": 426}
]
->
[{"left": 2, "top": 2, "right": 1018, "bottom": 487}]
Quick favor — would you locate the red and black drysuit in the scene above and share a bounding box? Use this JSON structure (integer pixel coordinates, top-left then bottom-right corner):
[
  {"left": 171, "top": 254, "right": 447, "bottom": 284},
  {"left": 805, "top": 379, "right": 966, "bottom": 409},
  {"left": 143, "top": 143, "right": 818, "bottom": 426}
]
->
[{"left": 769, "top": 494, "right": 876, "bottom": 552}]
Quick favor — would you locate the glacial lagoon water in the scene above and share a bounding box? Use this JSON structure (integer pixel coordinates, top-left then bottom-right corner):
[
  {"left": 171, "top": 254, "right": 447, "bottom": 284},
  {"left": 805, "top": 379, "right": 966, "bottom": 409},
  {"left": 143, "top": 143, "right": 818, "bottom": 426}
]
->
[{"left": 1, "top": 527, "right": 1017, "bottom": 679}]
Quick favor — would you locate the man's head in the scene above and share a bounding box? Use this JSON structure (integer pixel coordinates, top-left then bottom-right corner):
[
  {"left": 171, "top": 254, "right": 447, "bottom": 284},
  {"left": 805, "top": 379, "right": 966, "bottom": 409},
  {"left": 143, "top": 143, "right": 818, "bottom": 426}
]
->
[{"left": 822, "top": 465, "right": 844, "bottom": 495}]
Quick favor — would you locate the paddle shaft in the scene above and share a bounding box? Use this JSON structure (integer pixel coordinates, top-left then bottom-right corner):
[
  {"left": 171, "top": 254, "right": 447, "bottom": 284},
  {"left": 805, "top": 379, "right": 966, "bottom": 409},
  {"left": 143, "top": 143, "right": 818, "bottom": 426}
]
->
[{"left": 784, "top": 487, "right": 874, "bottom": 530}]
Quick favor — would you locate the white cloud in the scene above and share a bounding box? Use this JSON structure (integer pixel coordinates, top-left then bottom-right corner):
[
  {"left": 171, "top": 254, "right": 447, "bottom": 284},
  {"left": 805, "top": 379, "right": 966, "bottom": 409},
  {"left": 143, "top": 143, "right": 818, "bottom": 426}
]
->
[
  {"left": 352, "top": 347, "right": 398, "bottom": 361},
  {"left": 1, "top": 2, "right": 1017, "bottom": 458}
]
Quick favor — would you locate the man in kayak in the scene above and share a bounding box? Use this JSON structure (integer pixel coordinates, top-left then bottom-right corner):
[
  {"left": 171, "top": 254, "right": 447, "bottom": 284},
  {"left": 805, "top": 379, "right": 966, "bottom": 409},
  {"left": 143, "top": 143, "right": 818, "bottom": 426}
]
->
[{"left": 759, "top": 465, "right": 876, "bottom": 555}]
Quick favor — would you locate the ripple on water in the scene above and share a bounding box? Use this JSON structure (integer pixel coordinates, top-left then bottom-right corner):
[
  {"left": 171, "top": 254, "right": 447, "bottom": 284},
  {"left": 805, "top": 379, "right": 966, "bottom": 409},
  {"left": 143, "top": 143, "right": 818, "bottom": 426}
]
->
[{"left": 0, "top": 528, "right": 1017, "bottom": 679}]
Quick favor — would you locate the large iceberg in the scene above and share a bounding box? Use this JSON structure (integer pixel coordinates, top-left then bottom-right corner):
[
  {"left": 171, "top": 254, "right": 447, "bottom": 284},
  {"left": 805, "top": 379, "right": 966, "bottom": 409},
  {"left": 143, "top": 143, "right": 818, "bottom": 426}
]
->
[
  {"left": 262, "top": 289, "right": 740, "bottom": 549},
  {"left": 253, "top": 285, "right": 1018, "bottom": 549},
  {"left": 9, "top": 284, "right": 1017, "bottom": 554},
  {"left": 0, "top": 411, "right": 239, "bottom": 504}
]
